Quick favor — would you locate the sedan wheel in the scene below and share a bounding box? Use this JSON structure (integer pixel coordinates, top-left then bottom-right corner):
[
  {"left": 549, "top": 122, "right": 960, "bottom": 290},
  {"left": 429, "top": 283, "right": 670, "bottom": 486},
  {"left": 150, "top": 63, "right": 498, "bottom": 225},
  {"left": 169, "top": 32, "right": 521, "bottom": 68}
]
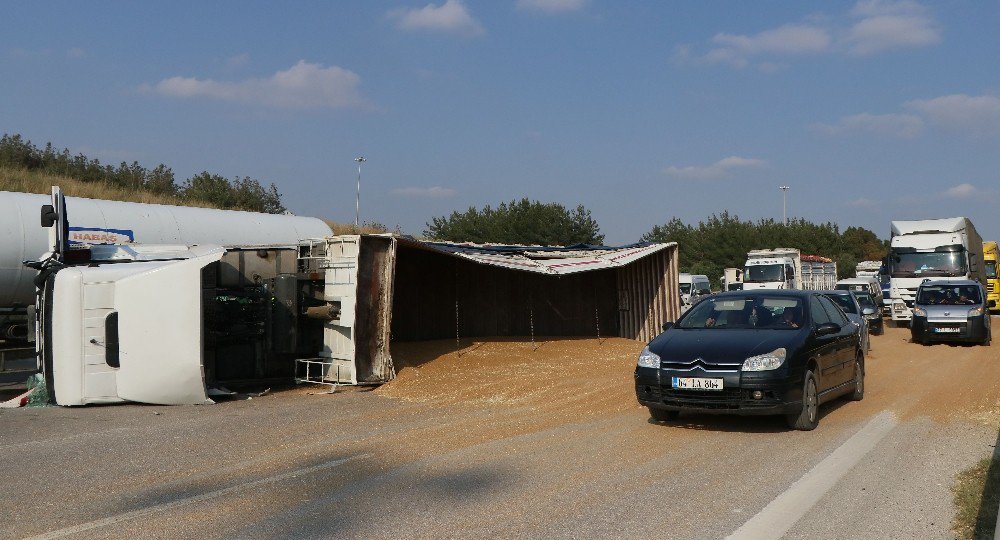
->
[
  {"left": 850, "top": 356, "right": 865, "bottom": 401},
  {"left": 786, "top": 370, "right": 819, "bottom": 431}
]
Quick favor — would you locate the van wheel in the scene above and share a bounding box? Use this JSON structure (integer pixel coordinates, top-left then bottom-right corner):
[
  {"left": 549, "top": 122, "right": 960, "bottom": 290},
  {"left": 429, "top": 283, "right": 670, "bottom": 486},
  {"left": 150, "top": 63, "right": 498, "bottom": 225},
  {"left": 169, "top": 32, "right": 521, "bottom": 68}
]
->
[
  {"left": 849, "top": 355, "right": 865, "bottom": 401},
  {"left": 649, "top": 408, "right": 680, "bottom": 422},
  {"left": 786, "top": 371, "right": 819, "bottom": 431}
]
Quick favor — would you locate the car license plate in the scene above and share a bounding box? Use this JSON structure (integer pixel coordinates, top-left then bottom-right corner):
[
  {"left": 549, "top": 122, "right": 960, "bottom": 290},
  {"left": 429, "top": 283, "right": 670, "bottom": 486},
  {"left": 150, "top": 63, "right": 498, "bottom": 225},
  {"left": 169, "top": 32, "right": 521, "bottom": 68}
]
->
[
  {"left": 672, "top": 377, "right": 723, "bottom": 390},
  {"left": 933, "top": 327, "right": 960, "bottom": 333}
]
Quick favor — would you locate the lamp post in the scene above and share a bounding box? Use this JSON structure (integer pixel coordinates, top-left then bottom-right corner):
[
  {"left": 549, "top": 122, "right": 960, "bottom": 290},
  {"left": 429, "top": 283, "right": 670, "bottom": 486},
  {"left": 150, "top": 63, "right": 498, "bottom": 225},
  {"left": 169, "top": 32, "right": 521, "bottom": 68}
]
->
[
  {"left": 779, "top": 185, "right": 790, "bottom": 225},
  {"left": 354, "top": 156, "right": 366, "bottom": 228}
]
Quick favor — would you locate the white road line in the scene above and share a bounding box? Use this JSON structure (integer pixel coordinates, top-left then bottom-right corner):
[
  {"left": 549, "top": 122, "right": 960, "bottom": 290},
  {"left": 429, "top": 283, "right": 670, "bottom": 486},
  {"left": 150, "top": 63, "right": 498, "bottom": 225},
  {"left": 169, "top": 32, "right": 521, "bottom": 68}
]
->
[
  {"left": 25, "top": 453, "right": 369, "bottom": 540},
  {"left": 726, "top": 411, "right": 898, "bottom": 540}
]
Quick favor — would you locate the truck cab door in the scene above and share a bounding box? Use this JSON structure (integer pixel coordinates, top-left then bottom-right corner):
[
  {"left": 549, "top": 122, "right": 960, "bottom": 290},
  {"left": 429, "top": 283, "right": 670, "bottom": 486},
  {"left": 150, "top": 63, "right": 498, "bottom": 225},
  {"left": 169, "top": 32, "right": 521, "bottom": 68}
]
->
[{"left": 46, "top": 246, "right": 225, "bottom": 405}]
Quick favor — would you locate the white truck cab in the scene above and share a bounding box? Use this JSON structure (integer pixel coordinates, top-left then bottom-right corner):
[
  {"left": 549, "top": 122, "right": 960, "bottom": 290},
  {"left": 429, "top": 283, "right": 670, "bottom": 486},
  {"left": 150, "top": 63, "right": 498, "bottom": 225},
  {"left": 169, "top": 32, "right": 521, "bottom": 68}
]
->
[{"left": 888, "top": 218, "right": 984, "bottom": 325}]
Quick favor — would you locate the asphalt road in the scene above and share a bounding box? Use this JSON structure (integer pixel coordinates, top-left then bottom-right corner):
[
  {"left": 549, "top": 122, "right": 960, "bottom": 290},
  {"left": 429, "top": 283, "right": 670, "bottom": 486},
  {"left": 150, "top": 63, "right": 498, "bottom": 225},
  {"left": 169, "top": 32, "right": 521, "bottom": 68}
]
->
[{"left": 1, "top": 322, "right": 998, "bottom": 540}]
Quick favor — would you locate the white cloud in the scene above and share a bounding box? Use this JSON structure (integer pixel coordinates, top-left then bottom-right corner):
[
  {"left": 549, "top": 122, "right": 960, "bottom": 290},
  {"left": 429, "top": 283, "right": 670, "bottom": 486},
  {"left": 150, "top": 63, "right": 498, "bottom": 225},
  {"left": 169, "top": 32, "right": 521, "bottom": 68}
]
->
[
  {"left": 516, "top": 0, "right": 586, "bottom": 14},
  {"left": 388, "top": 0, "right": 484, "bottom": 37},
  {"left": 812, "top": 112, "right": 924, "bottom": 138},
  {"left": 847, "top": 197, "right": 877, "bottom": 207},
  {"left": 390, "top": 186, "right": 458, "bottom": 198},
  {"left": 905, "top": 94, "right": 1000, "bottom": 131},
  {"left": 144, "top": 60, "right": 368, "bottom": 109},
  {"left": 664, "top": 156, "right": 767, "bottom": 180},
  {"left": 689, "top": 25, "right": 831, "bottom": 69},
  {"left": 676, "top": 1, "right": 940, "bottom": 70},
  {"left": 226, "top": 53, "right": 250, "bottom": 69},
  {"left": 944, "top": 183, "right": 978, "bottom": 199},
  {"left": 845, "top": 0, "right": 940, "bottom": 55}
]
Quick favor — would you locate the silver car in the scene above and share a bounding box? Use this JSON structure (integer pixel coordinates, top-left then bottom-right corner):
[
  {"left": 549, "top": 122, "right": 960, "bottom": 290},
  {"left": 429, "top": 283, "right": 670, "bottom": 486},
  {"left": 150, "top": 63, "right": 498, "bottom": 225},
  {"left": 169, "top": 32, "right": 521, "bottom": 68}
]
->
[{"left": 910, "top": 279, "right": 992, "bottom": 345}]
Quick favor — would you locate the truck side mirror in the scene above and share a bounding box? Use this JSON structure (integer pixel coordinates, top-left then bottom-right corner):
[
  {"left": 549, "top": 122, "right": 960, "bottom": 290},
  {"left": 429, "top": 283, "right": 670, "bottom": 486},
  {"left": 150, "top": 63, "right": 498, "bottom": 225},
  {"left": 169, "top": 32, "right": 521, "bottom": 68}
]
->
[
  {"left": 990, "top": 300, "right": 997, "bottom": 308},
  {"left": 40, "top": 204, "right": 57, "bottom": 227}
]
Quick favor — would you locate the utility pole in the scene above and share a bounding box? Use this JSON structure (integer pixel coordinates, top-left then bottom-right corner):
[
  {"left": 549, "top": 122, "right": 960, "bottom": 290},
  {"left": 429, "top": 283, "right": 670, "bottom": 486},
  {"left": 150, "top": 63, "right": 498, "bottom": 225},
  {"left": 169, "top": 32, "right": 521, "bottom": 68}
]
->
[
  {"left": 779, "top": 185, "right": 790, "bottom": 225},
  {"left": 354, "top": 156, "right": 366, "bottom": 228}
]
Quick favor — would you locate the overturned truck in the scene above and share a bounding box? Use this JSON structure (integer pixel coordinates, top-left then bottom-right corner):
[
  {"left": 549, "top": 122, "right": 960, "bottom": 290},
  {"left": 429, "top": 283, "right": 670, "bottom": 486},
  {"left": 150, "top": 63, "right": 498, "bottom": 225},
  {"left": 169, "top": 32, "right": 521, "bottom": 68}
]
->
[{"left": 33, "top": 196, "right": 680, "bottom": 405}]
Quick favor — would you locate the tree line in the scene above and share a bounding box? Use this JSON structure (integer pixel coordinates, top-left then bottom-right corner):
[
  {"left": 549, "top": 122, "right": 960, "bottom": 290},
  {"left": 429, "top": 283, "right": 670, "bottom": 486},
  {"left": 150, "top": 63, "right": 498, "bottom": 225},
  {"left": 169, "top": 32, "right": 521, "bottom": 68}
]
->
[
  {"left": 642, "top": 211, "right": 888, "bottom": 283},
  {"left": 0, "top": 133, "right": 285, "bottom": 213}
]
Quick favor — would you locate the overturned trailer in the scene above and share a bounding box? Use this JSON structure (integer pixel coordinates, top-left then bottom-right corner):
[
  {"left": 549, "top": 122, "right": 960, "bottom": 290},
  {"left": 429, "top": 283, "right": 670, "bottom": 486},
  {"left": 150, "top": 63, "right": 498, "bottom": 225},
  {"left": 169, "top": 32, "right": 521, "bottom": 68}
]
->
[{"left": 32, "top": 192, "right": 679, "bottom": 405}]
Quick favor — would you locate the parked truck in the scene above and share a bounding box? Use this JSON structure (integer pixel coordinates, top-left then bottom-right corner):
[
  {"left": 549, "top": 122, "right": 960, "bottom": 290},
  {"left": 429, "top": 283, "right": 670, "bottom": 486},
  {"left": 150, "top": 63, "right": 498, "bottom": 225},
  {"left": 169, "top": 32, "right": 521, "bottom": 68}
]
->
[
  {"left": 887, "top": 217, "right": 985, "bottom": 325},
  {"left": 721, "top": 267, "right": 743, "bottom": 291},
  {"left": 855, "top": 260, "right": 882, "bottom": 279},
  {"left": 985, "top": 241, "right": 999, "bottom": 313},
  {"left": 743, "top": 248, "right": 837, "bottom": 290}
]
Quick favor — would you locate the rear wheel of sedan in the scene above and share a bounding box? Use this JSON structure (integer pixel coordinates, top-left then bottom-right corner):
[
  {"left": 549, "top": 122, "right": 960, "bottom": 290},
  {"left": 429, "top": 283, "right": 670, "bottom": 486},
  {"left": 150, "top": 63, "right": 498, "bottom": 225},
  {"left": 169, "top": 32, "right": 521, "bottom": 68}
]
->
[
  {"left": 849, "top": 355, "right": 865, "bottom": 401},
  {"left": 649, "top": 408, "right": 680, "bottom": 422},
  {"left": 786, "top": 370, "right": 819, "bottom": 431}
]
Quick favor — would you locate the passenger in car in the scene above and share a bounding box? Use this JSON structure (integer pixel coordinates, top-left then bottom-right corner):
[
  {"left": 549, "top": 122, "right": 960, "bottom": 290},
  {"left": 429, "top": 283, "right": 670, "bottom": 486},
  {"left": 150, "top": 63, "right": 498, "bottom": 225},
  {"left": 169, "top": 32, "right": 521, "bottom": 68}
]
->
[{"left": 781, "top": 307, "right": 801, "bottom": 328}]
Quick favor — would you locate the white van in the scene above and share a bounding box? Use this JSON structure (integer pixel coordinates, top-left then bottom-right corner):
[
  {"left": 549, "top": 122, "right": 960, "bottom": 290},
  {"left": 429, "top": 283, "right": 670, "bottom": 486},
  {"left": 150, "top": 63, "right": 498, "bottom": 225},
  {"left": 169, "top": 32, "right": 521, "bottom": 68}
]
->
[{"left": 679, "top": 273, "right": 712, "bottom": 309}]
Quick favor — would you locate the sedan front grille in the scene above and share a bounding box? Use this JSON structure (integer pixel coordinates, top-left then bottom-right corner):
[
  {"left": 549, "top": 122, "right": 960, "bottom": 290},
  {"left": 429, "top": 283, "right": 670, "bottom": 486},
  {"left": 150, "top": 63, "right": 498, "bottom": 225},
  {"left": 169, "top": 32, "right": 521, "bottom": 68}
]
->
[{"left": 658, "top": 387, "right": 743, "bottom": 410}]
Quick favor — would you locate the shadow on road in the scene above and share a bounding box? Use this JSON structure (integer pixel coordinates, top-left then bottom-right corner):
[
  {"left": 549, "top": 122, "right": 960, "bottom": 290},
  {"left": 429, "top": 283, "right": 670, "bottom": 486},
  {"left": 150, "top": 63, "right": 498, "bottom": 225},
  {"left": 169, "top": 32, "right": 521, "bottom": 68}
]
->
[{"left": 645, "top": 399, "right": 851, "bottom": 433}]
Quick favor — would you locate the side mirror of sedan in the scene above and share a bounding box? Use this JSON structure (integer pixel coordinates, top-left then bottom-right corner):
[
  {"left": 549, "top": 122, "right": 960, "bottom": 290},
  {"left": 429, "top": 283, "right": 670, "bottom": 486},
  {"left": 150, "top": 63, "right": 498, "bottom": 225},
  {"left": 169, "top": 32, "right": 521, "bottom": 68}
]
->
[
  {"left": 861, "top": 307, "right": 877, "bottom": 316},
  {"left": 662, "top": 322, "right": 674, "bottom": 331},
  {"left": 816, "top": 322, "right": 841, "bottom": 336}
]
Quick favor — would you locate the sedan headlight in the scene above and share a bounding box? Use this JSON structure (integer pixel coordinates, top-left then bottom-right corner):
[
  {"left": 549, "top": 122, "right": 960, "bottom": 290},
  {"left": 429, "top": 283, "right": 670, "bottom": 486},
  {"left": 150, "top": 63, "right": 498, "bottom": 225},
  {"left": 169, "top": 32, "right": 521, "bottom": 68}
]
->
[
  {"left": 969, "top": 306, "right": 985, "bottom": 317},
  {"left": 742, "top": 348, "right": 786, "bottom": 371},
  {"left": 637, "top": 346, "right": 660, "bottom": 368},
  {"left": 912, "top": 307, "right": 926, "bottom": 317}
]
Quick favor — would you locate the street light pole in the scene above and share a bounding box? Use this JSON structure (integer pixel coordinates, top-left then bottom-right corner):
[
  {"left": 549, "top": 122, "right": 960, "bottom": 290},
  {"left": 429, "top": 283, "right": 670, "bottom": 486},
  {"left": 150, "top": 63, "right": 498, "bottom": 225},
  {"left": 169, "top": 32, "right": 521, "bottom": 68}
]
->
[
  {"left": 354, "top": 156, "right": 366, "bottom": 228},
  {"left": 779, "top": 185, "right": 790, "bottom": 225}
]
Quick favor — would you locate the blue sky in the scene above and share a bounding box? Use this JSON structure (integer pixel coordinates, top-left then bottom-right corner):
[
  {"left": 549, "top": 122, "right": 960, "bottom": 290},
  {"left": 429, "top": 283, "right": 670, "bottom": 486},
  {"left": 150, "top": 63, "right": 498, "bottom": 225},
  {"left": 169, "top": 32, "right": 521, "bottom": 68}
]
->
[{"left": 2, "top": 1, "right": 998, "bottom": 244}]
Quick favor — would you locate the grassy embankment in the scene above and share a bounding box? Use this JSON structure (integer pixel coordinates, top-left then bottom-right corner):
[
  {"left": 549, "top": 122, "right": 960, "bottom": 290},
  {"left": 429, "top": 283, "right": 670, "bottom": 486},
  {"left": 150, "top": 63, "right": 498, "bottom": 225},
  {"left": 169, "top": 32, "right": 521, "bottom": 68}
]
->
[
  {"left": 0, "top": 166, "right": 387, "bottom": 234},
  {"left": 953, "top": 454, "right": 1000, "bottom": 540}
]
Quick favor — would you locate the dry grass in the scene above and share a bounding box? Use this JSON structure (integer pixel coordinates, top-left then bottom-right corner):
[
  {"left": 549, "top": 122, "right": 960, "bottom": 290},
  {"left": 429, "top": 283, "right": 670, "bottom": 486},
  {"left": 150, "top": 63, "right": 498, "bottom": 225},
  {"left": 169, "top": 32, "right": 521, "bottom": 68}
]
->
[
  {"left": 953, "top": 455, "right": 1000, "bottom": 540},
  {"left": 0, "top": 166, "right": 218, "bottom": 207},
  {"left": 0, "top": 167, "right": 364, "bottom": 232}
]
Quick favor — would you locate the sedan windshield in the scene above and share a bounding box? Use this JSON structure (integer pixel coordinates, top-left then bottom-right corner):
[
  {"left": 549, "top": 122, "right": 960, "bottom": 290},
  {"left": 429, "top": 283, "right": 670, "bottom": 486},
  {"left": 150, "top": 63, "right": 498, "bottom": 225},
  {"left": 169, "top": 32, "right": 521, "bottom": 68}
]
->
[
  {"left": 916, "top": 285, "right": 982, "bottom": 305},
  {"left": 678, "top": 296, "right": 805, "bottom": 330},
  {"left": 824, "top": 293, "right": 859, "bottom": 315}
]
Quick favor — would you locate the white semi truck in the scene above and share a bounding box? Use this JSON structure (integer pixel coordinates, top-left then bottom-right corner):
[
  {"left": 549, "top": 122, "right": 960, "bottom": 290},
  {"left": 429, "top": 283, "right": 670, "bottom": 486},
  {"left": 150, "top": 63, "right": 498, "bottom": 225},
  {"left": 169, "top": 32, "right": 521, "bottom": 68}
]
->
[
  {"left": 888, "top": 217, "right": 985, "bottom": 325},
  {"left": 743, "top": 248, "right": 838, "bottom": 290}
]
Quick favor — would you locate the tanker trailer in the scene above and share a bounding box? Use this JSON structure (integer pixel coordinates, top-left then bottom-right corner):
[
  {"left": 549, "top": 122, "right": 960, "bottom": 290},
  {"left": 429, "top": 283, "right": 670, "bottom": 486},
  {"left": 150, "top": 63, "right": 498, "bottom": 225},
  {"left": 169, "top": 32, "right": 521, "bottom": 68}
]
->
[{"left": 0, "top": 190, "right": 333, "bottom": 339}]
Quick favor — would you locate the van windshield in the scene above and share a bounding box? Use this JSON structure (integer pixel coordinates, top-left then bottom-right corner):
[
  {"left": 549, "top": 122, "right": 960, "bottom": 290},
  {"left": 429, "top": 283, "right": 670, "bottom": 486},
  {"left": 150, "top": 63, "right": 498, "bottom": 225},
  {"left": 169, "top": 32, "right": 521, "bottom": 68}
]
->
[
  {"left": 679, "top": 283, "right": 692, "bottom": 294},
  {"left": 916, "top": 285, "right": 982, "bottom": 305}
]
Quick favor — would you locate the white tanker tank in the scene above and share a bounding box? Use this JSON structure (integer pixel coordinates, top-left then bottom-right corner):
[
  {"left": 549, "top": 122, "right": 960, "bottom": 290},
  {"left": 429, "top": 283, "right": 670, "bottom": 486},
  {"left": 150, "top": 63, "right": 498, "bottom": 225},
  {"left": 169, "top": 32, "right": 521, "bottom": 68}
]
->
[{"left": 0, "top": 190, "right": 333, "bottom": 307}]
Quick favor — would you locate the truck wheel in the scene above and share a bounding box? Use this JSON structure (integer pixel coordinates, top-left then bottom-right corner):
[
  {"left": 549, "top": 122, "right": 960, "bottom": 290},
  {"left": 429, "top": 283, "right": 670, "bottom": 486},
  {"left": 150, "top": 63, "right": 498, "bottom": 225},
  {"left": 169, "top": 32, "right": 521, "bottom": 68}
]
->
[
  {"left": 786, "top": 371, "right": 819, "bottom": 431},
  {"left": 649, "top": 408, "right": 680, "bottom": 422}
]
